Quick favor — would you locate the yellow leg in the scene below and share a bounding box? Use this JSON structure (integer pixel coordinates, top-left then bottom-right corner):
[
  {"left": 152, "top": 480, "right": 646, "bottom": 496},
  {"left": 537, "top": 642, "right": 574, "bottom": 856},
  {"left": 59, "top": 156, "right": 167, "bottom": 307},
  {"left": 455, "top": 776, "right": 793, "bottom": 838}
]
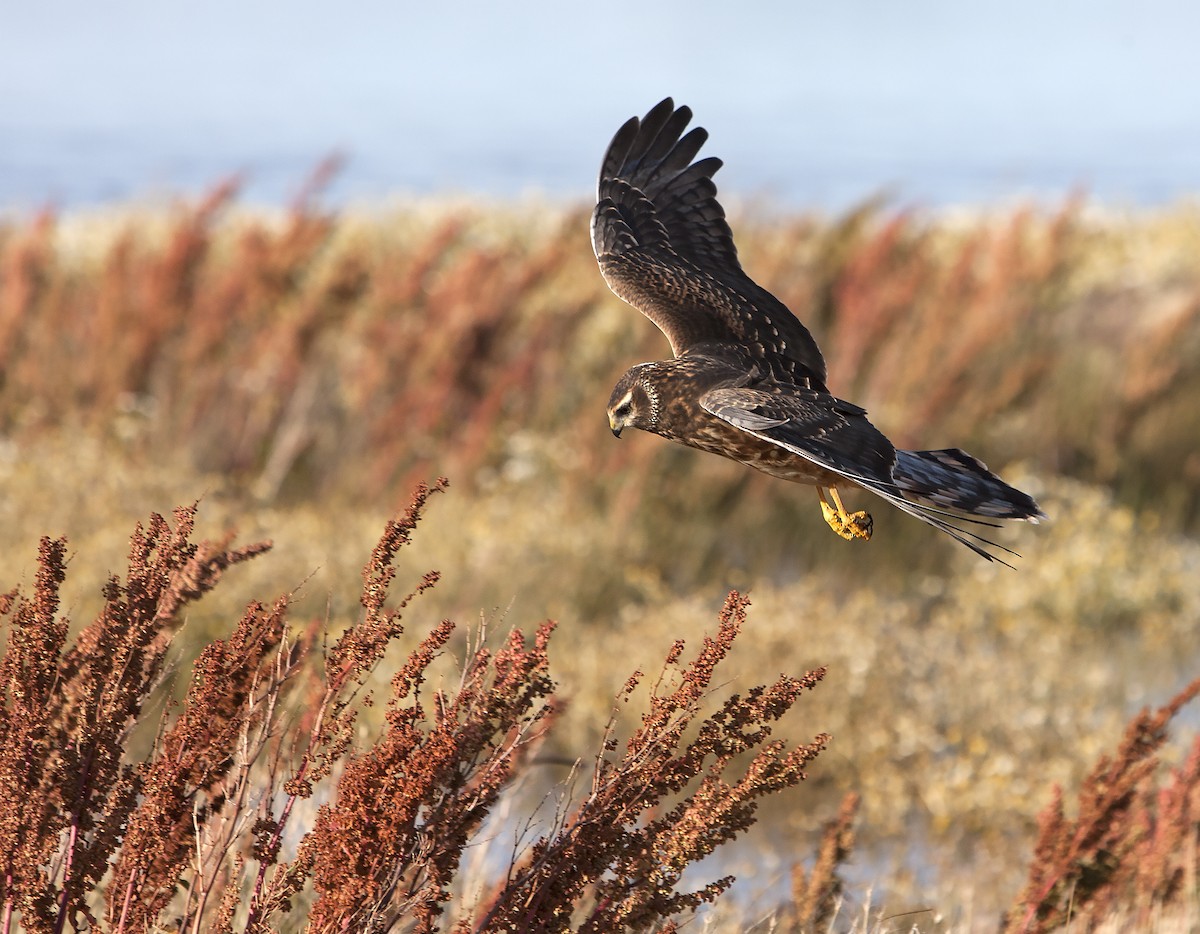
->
[{"left": 818, "top": 487, "right": 874, "bottom": 542}]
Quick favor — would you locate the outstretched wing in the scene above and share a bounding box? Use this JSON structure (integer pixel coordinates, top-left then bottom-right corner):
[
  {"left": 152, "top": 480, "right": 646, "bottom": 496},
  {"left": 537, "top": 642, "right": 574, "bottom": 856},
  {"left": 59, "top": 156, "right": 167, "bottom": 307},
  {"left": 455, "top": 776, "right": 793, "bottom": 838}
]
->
[
  {"left": 701, "top": 387, "right": 1023, "bottom": 564},
  {"left": 592, "top": 98, "right": 827, "bottom": 387}
]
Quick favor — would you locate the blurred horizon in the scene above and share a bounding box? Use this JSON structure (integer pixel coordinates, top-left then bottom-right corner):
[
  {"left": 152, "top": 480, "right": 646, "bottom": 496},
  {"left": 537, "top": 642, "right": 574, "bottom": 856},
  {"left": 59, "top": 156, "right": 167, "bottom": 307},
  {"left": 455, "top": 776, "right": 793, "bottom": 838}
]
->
[{"left": 3, "top": 0, "right": 1199, "bottom": 211}]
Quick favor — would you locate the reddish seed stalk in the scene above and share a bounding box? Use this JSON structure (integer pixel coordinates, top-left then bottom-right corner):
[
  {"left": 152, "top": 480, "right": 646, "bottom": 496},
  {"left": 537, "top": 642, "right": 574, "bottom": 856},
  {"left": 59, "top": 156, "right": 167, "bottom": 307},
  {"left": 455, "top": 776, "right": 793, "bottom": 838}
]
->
[
  {"left": 244, "top": 677, "right": 340, "bottom": 929},
  {"left": 50, "top": 821, "right": 80, "bottom": 934},
  {"left": 52, "top": 742, "right": 97, "bottom": 934},
  {"left": 2, "top": 887, "right": 14, "bottom": 934},
  {"left": 114, "top": 870, "right": 139, "bottom": 934}
]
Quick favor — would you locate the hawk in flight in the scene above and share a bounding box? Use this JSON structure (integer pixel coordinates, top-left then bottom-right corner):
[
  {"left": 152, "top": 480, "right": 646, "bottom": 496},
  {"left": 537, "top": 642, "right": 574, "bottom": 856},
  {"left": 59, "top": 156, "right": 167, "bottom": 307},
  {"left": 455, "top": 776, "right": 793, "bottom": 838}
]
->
[{"left": 593, "top": 98, "right": 1044, "bottom": 562}]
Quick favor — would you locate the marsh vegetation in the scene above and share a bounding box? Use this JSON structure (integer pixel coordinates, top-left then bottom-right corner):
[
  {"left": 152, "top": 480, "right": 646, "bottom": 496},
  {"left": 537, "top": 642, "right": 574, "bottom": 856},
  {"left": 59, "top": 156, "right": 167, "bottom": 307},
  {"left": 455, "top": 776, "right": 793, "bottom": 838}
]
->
[{"left": 2, "top": 186, "right": 1200, "bottom": 931}]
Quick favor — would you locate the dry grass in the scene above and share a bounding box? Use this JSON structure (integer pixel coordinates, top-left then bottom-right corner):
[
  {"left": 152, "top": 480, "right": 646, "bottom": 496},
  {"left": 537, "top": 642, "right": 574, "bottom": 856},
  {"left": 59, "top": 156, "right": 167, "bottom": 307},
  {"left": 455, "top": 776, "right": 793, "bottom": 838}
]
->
[
  {"left": 4, "top": 486, "right": 1200, "bottom": 932},
  {"left": 1005, "top": 678, "right": 1200, "bottom": 933},
  {"left": 3, "top": 186, "right": 1200, "bottom": 930},
  {"left": 2, "top": 189, "right": 1200, "bottom": 576},
  {"left": 0, "top": 488, "right": 838, "bottom": 933}
]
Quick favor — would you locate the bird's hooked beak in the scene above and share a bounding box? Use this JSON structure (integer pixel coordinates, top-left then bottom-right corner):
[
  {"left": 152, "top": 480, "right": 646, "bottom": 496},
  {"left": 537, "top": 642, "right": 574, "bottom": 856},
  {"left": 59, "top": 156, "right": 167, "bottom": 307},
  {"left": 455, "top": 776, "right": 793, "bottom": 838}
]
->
[{"left": 609, "top": 412, "right": 622, "bottom": 438}]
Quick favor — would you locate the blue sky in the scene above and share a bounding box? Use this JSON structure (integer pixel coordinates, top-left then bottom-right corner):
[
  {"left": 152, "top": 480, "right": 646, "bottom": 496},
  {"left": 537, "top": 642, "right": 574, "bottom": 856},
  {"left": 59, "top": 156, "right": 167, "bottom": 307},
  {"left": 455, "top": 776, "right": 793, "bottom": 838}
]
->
[{"left": 2, "top": 0, "right": 1198, "bottom": 208}]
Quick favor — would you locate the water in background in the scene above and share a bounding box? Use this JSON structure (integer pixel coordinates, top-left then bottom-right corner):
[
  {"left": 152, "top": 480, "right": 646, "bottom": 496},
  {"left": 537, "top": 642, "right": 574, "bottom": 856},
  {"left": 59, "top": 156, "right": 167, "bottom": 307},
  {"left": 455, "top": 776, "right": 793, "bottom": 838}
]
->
[{"left": 2, "top": 0, "right": 1198, "bottom": 211}]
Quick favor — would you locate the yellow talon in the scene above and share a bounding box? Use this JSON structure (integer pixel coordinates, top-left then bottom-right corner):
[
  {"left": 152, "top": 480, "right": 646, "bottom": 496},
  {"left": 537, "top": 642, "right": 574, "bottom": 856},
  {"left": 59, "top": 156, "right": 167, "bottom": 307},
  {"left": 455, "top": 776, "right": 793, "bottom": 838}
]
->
[{"left": 818, "top": 488, "right": 873, "bottom": 542}]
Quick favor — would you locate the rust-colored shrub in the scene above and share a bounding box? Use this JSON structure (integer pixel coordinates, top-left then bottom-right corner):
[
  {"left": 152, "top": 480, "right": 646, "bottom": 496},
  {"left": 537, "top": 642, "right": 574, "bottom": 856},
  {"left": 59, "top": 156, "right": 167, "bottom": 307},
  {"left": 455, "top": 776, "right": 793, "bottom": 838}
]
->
[
  {"left": 3, "top": 190, "right": 1200, "bottom": 531},
  {"left": 0, "top": 484, "right": 836, "bottom": 933},
  {"left": 1006, "top": 677, "right": 1200, "bottom": 933}
]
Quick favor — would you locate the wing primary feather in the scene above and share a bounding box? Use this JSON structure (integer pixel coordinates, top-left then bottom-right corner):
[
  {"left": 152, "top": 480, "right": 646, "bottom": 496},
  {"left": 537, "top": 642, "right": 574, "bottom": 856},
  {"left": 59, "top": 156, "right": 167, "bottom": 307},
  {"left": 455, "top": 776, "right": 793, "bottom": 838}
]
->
[
  {"left": 598, "top": 116, "right": 641, "bottom": 193},
  {"left": 881, "top": 494, "right": 1020, "bottom": 566},
  {"left": 646, "top": 127, "right": 710, "bottom": 184},
  {"left": 637, "top": 106, "right": 694, "bottom": 172},
  {"left": 623, "top": 98, "right": 678, "bottom": 173},
  {"left": 660, "top": 157, "right": 724, "bottom": 195}
]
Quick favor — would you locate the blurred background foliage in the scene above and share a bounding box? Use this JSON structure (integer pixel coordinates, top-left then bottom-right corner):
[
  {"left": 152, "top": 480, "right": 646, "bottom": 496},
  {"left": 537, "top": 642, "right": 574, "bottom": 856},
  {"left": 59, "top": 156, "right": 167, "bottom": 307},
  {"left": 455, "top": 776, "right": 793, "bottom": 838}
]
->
[{"left": 2, "top": 185, "right": 1199, "bottom": 923}]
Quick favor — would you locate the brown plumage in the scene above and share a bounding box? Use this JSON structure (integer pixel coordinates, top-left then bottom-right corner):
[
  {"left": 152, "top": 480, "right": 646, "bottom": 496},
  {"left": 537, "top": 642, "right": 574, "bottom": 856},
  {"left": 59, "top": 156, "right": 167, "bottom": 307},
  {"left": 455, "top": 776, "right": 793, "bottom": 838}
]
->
[{"left": 594, "top": 98, "right": 1045, "bottom": 563}]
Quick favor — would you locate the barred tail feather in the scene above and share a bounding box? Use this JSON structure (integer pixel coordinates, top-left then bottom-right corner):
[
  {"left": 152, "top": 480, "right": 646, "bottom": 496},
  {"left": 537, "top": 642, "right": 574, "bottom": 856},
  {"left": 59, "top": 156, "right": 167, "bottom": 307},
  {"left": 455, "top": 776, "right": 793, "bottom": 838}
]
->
[{"left": 893, "top": 449, "right": 1045, "bottom": 521}]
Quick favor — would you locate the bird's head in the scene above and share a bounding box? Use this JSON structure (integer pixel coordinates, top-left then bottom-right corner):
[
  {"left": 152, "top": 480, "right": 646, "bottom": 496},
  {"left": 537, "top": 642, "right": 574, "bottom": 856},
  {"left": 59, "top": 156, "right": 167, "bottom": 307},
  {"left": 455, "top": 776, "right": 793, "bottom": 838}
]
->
[{"left": 607, "top": 365, "right": 661, "bottom": 437}]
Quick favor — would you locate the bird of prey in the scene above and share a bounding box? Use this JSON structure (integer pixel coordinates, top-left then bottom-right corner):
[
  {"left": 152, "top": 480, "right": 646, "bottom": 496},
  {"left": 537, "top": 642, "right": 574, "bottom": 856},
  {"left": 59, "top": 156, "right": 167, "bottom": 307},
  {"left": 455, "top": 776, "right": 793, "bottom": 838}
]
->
[{"left": 592, "top": 98, "right": 1044, "bottom": 562}]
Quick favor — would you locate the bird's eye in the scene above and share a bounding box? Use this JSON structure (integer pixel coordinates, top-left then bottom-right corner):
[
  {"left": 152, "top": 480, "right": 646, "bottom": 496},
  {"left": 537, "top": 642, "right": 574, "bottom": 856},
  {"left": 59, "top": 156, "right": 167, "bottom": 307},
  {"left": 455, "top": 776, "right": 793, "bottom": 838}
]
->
[{"left": 615, "top": 401, "right": 632, "bottom": 417}]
